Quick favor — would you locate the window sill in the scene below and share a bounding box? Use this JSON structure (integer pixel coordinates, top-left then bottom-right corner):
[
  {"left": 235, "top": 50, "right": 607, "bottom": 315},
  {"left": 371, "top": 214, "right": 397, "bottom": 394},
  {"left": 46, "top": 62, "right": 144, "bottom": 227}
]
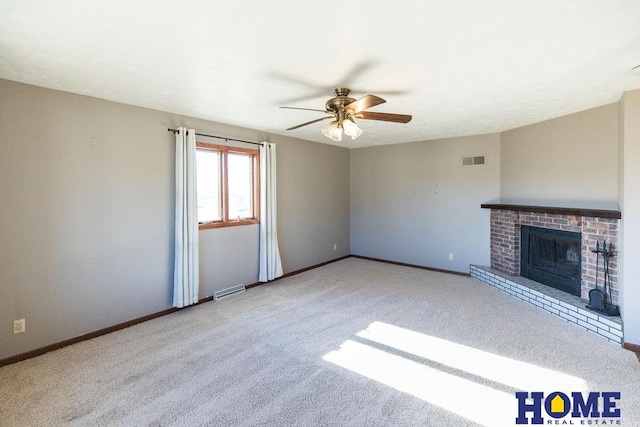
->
[{"left": 199, "top": 219, "right": 259, "bottom": 230}]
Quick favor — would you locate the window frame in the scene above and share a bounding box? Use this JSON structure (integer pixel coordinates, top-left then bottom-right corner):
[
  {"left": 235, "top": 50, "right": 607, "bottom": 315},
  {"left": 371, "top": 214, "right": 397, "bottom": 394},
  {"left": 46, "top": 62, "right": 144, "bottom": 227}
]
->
[{"left": 196, "top": 142, "right": 260, "bottom": 230}]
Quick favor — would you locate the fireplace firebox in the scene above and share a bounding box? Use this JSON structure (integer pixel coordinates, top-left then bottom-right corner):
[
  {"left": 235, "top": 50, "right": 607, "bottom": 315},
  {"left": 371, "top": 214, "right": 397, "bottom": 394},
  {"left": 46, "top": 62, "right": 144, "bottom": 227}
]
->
[{"left": 520, "top": 226, "right": 581, "bottom": 297}]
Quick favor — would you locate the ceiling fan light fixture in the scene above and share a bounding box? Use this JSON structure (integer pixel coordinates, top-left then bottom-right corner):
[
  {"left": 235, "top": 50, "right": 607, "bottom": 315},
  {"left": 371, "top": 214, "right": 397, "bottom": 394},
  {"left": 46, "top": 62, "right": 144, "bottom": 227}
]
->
[
  {"left": 342, "top": 118, "right": 363, "bottom": 140},
  {"left": 283, "top": 87, "right": 412, "bottom": 142},
  {"left": 322, "top": 121, "right": 343, "bottom": 141}
]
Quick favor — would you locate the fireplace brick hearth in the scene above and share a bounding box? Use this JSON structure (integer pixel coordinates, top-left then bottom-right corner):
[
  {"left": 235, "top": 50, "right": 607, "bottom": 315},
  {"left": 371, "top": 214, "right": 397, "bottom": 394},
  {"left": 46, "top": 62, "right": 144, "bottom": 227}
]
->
[{"left": 470, "top": 265, "right": 623, "bottom": 344}]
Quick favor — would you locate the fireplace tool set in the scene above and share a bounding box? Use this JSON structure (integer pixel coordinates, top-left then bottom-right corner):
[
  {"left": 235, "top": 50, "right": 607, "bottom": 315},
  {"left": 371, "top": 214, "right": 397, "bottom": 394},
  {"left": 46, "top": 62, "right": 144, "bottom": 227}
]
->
[{"left": 586, "top": 240, "right": 620, "bottom": 316}]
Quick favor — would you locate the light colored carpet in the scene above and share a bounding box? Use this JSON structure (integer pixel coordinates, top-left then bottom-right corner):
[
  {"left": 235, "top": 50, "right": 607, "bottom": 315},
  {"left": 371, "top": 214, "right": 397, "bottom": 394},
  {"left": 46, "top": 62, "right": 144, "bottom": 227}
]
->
[{"left": 1, "top": 258, "right": 638, "bottom": 426}]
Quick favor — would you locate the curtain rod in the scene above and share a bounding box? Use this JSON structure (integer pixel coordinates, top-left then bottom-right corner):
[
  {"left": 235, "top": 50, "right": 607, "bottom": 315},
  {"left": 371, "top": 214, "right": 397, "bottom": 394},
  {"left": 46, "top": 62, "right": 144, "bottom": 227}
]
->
[{"left": 167, "top": 128, "right": 263, "bottom": 146}]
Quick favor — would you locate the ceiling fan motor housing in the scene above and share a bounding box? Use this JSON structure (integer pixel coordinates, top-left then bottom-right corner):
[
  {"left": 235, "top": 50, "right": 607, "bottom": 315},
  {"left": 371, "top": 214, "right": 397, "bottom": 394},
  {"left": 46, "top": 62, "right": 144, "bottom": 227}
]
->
[{"left": 326, "top": 88, "right": 355, "bottom": 120}]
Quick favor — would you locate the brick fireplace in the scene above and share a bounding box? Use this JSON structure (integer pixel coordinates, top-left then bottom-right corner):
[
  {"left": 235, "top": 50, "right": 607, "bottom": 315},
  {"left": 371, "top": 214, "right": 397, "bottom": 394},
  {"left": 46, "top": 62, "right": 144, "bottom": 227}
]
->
[
  {"left": 470, "top": 203, "right": 623, "bottom": 344},
  {"left": 485, "top": 205, "right": 620, "bottom": 304}
]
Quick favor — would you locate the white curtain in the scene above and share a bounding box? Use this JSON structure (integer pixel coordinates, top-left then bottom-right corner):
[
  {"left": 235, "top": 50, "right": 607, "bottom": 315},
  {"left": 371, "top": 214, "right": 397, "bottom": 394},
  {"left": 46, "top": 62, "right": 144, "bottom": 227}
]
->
[
  {"left": 259, "top": 142, "right": 283, "bottom": 282},
  {"left": 173, "top": 127, "right": 199, "bottom": 307}
]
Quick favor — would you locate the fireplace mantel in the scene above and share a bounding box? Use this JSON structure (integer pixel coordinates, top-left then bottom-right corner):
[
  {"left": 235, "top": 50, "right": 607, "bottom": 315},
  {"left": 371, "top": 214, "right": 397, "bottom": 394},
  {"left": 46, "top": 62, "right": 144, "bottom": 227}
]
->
[{"left": 481, "top": 203, "right": 621, "bottom": 219}]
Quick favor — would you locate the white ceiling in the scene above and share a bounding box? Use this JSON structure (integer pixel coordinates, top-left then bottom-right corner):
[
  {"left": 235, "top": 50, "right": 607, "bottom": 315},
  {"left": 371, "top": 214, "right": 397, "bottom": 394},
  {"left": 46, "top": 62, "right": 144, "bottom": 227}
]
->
[{"left": 1, "top": 1, "right": 640, "bottom": 148}]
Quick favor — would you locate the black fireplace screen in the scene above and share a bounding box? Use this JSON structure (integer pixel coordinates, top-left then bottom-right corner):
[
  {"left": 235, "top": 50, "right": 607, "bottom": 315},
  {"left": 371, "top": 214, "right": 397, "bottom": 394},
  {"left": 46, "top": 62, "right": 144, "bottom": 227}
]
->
[{"left": 520, "top": 226, "right": 581, "bottom": 296}]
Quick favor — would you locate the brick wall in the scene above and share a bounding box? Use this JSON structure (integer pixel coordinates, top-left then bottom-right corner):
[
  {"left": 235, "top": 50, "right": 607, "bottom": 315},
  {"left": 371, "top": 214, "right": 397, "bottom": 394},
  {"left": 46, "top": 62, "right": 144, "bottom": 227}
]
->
[
  {"left": 489, "top": 210, "right": 520, "bottom": 275},
  {"left": 489, "top": 209, "right": 619, "bottom": 304}
]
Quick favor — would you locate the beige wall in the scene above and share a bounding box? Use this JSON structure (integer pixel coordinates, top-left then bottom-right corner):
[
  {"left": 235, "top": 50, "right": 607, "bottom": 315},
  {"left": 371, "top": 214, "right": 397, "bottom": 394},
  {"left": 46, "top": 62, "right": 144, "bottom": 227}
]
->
[
  {"left": 0, "top": 79, "right": 350, "bottom": 360},
  {"left": 500, "top": 103, "right": 618, "bottom": 206},
  {"left": 618, "top": 89, "right": 640, "bottom": 344},
  {"left": 277, "top": 135, "right": 351, "bottom": 273},
  {"left": 350, "top": 134, "right": 501, "bottom": 272}
]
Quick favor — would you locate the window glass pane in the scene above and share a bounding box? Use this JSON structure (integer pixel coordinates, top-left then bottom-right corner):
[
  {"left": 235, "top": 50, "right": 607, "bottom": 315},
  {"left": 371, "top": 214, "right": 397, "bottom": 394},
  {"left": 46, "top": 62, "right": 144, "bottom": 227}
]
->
[
  {"left": 196, "top": 150, "right": 221, "bottom": 222},
  {"left": 228, "top": 152, "right": 253, "bottom": 220}
]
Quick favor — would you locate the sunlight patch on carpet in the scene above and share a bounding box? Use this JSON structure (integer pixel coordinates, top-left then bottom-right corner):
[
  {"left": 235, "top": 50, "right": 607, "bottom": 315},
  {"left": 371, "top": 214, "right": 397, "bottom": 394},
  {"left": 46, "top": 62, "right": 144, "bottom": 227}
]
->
[
  {"left": 323, "top": 322, "right": 587, "bottom": 427},
  {"left": 323, "top": 339, "right": 513, "bottom": 426},
  {"left": 356, "top": 321, "right": 586, "bottom": 392}
]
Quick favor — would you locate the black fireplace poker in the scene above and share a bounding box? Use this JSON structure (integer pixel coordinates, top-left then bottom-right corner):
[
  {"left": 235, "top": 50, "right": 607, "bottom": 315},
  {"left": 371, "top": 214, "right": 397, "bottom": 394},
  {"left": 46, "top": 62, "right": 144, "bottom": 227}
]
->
[{"left": 586, "top": 240, "right": 620, "bottom": 316}]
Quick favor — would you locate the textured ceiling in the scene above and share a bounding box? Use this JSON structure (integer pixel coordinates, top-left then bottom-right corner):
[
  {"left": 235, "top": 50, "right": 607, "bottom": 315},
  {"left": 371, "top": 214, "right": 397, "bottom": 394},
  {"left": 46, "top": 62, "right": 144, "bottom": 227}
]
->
[{"left": 1, "top": 1, "right": 640, "bottom": 148}]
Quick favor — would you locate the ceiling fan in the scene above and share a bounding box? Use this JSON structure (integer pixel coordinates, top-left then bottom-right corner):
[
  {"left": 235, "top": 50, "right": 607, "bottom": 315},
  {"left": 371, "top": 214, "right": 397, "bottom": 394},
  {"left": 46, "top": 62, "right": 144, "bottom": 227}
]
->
[{"left": 281, "top": 88, "right": 412, "bottom": 142}]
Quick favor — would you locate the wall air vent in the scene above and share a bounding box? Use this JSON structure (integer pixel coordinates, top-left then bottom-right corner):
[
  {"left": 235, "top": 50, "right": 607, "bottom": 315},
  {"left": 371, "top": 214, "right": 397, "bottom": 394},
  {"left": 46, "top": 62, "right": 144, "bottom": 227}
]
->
[
  {"left": 213, "top": 284, "right": 246, "bottom": 301},
  {"left": 462, "top": 155, "right": 485, "bottom": 166}
]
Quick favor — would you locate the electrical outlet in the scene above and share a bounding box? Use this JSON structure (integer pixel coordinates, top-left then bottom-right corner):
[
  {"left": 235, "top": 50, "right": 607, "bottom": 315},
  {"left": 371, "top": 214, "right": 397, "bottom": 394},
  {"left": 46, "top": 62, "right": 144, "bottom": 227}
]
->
[
  {"left": 13, "top": 319, "right": 25, "bottom": 334},
  {"left": 334, "top": 244, "right": 337, "bottom": 251},
  {"left": 448, "top": 253, "right": 454, "bottom": 261}
]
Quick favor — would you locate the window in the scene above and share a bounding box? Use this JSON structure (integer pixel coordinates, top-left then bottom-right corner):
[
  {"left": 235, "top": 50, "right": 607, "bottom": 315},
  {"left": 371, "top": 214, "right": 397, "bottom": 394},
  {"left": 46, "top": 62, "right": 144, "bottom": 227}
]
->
[{"left": 196, "top": 142, "right": 259, "bottom": 229}]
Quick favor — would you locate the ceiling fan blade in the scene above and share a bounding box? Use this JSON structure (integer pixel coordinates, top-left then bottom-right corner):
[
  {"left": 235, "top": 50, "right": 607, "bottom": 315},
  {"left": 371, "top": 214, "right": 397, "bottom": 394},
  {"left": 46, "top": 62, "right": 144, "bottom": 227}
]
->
[
  {"left": 286, "top": 116, "right": 334, "bottom": 131},
  {"left": 356, "top": 111, "right": 413, "bottom": 123},
  {"left": 277, "top": 91, "right": 329, "bottom": 105},
  {"left": 280, "top": 106, "right": 330, "bottom": 114},
  {"left": 344, "top": 95, "right": 386, "bottom": 113},
  {"left": 357, "top": 89, "right": 407, "bottom": 96},
  {"left": 339, "top": 60, "right": 377, "bottom": 87},
  {"left": 269, "top": 71, "right": 327, "bottom": 90}
]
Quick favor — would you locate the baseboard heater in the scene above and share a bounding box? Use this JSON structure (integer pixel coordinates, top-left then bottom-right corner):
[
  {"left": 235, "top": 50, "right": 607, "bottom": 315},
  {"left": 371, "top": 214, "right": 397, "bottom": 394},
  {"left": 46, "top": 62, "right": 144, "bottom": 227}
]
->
[{"left": 213, "top": 284, "right": 246, "bottom": 301}]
